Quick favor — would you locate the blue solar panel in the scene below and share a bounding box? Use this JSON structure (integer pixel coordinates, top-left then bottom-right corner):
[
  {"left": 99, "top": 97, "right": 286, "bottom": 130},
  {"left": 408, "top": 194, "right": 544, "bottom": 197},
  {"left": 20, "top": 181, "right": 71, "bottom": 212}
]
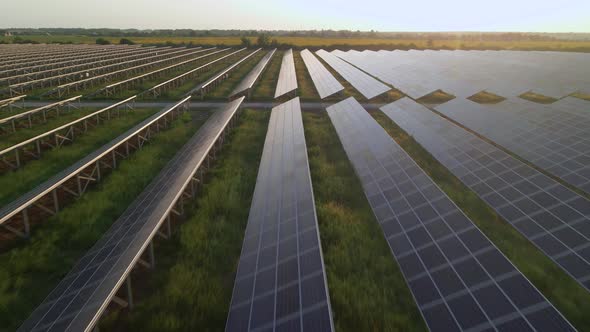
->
[{"left": 326, "top": 97, "right": 575, "bottom": 332}]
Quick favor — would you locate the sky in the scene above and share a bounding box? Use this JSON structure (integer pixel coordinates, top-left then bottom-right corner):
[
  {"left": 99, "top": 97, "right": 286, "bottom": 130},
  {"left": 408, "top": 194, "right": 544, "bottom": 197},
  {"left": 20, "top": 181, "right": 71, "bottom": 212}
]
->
[{"left": 2, "top": 0, "right": 590, "bottom": 32}]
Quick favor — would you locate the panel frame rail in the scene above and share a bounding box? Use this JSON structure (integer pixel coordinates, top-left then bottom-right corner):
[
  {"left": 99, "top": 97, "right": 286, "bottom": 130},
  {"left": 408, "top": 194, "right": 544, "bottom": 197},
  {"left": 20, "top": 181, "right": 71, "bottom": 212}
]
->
[
  {"left": 0, "top": 97, "right": 191, "bottom": 239},
  {"left": 0, "top": 96, "right": 137, "bottom": 172},
  {"left": 17, "top": 97, "right": 245, "bottom": 332},
  {"left": 0, "top": 94, "right": 26, "bottom": 111},
  {"left": 0, "top": 95, "right": 82, "bottom": 134}
]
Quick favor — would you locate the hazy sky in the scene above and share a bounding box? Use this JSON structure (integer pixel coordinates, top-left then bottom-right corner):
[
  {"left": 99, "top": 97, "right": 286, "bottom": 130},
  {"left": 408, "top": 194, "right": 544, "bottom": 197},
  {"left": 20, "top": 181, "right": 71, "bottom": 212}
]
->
[{"left": 2, "top": 0, "right": 590, "bottom": 32}]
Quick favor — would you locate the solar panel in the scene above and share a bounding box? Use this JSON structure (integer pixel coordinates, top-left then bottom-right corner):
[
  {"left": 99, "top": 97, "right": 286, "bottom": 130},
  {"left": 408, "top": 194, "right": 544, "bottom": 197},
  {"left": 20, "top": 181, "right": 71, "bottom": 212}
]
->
[
  {"left": 300, "top": 49, "right": 344, "bottom": 99},
  {"left": 226, "top": 97, "right": 334, "bottom": 332},
  {"left": 382, "top": 97, "right": 590, "bottom": 292},
  {"left": 230, "top": 49, "right": 277, "bottom": 99},
  {"left": 335, "top": 50, "right": 590, "bottom": 100},
  {"left": 315, "top": 50, "right": 390, "bottom": 100},
  {"left": 18, "top": 97, "right": 245, "bottom": 332},
  {"left": 326, "top": 97, "right": 575, "bottom": 332},
  {"left": 435, "top": 97, "right": 590, "bottom": 195},
  {"left": 274, "top": 49, "right": 298, "bottom": 99}
]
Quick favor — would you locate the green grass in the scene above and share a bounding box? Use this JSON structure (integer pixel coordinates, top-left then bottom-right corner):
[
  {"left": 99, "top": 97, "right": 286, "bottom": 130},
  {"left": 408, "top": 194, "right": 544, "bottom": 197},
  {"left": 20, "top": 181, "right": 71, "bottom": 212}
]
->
[
  {"left": 572, "top": 92, "right": 590, "bottom": 101},
  {"left": 415, "top": 90, "right": 456, "bottom": 105},
  {"left": 0, "top": 107, "right": 99, "bottom": 150},
  {"left": 0, "top": 108, "right": 158, "bottom": 207},
  {"left": 303, "top": 111, "right": 427, "bottom": 331},
  {"left": 99, "top": 109, "right": 269, "bottom": 331},
  {"left": 519, "top": 92, "right": 558, "bottom": 104},
  {"left": 371, "top": 110, "right": 590, "bottom": 331},
  {"left": 468, "top": 91, "right": 506, "bottom": 104},
  {"left": 251, "top": 50, "right": 283, "bottom": 100},
  {"left": 293, "top": 51, "right": 320, "bottom": 101},
  {"left": 0, "top": 111, "right": 207, "bottom": 331},
  {"left": 206, "top": 50, "right": 267, "bottom": 99}
]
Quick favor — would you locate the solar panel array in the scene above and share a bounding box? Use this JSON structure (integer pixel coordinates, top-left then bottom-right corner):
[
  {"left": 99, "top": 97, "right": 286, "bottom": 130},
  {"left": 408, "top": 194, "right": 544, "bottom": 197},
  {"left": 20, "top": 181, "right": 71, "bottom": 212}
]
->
[
  {"left": 435, "top": 97, "right": 590, "bottom": 195},
  {"left": 274, "top": 49, "right": 298, "bottom": 99},
  {"left": 315, "top": 49, "right": 390, "bottom": 100},
  {"left": 326, "top": 97, "right": 575, "bottom": 332},
  {"left": 382, "top": 97, "right": 590, "bottom": 292},
  {"left": 18, "top": 97, "right": 245, "bottom": 332},
  {"left": 335, "top": 50, "right": 590, "bottom": 99},
  {"left": 300, "top": 49, "right": 344, "bottom": 99},
  {"left": 226, "top": 97, "right": 334, "bottom": 332}
]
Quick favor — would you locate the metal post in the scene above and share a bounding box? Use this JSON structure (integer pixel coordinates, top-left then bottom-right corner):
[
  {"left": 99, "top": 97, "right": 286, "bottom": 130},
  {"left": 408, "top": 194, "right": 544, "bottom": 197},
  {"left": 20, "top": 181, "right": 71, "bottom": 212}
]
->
[
  {"left": 126, "top": 277, "right": 134, "bottom": 310},
  {"left": 149, "top": 241, "right": 155, "bottom": 269}
]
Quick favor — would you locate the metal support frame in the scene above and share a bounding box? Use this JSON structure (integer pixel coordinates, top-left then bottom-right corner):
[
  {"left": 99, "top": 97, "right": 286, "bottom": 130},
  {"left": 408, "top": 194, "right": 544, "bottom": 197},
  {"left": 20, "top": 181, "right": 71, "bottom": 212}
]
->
[
  {"left": 0, "top": 98, "right": 187, "bottom": 239},
  {"left": 97, "top": 102, "right": 242, "bottom": 322}
]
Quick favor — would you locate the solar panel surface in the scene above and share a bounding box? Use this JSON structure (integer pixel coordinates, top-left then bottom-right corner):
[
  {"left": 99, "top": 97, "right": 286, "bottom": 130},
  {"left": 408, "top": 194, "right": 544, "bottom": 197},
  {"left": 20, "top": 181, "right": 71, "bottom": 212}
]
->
[
  {"left": 274, "top": 49, "right": 298, "bottom": 99},
  {"left": 226, "top": 97, "right": 334, "bottom": 332},
  {"left": 435, "top": 97, "right": 590, "bottom": 194},
  {"left": 315, "top": 49, "right": 390, "bottom": 100},
  {"left": 334, "top": 50, "right": 590, "bottom": 99},
  {"left": 326, "top": 97, "right": 576, "bottom": 332},
  {"left": 382, "top": 97, "right": 590, "bottom": 292},
  {"left": 300, "top": 49, "right": 344, "bottom": 99}
]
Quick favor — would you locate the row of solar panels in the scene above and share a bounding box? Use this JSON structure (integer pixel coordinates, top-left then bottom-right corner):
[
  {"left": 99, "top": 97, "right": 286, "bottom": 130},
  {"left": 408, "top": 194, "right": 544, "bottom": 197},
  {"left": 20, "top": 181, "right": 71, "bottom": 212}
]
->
[
  {"left": 334, "top": 49, "right": 590, "bottom": 100},
  {"left": 17, "top": 93, "right": 590, "bottom": 332}
]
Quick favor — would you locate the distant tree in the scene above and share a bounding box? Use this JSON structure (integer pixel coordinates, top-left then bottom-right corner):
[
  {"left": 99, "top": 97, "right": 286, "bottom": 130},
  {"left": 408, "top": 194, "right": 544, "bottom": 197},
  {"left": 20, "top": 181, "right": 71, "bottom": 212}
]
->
[
  {"left": 119, "top": 38, "right": 135, "bottom": 45},
  {"left": 95, "top": 38, "right": 111, "bottom": 45},
  {"left": 240, "top": 36, "right": 252, "bottom": 48},
  {"left": 257, "top": 33, "right": 271, "bottom": 47}
]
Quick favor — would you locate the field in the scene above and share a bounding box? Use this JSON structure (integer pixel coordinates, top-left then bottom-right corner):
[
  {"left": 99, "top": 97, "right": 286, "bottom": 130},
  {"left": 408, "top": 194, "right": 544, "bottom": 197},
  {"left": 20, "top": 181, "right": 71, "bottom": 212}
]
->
[
  {"left": 2, "top": 43, "right": 590, "bottom": 331},
  {"left": 3, "top": 35, "right": 590, "bottom": 52}
]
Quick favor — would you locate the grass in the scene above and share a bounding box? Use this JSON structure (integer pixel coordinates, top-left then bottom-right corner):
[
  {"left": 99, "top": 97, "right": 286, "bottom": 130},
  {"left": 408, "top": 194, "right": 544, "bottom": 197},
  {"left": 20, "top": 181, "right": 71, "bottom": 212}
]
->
[
  {"left": 468, "top": 91, "right": 506, "bottom": 104},
  {"left": 0, "top": 107, "right": 98, "bottom": 150},
  {"left": 4, "top": 35, "right": 590, "bottom": 52},
  {"left": 572, "top": 92, "right": 590, "bottom": 101},
  {"left": 416, "top": 90, "right": 456, "bottom": 105},
  {"left": 0, "top": 111, "right": 207, "bottom": 331},
  {"left": 99, "top": 109, "right": 269, "bottom": 331},
  {"left": 207, "top": 50, "right": 267, "bottom": 99},
  {"left": 520, "top": 92, "right": 558, "bottom": 104},
  {"left": 293, "top": 50, "right": 320, "bottom": 100},
  {"left": 251, "top": 50, "right": 283, "bottom": 100},
  {"left": 0, "top": 108, "right": 158, "bottom": 207},
  {"left": 371, "top": 110, "right": 590, "bottom": 331},
  {"left": 302, "top": 111, "right": 427, "bottom": 331}
]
